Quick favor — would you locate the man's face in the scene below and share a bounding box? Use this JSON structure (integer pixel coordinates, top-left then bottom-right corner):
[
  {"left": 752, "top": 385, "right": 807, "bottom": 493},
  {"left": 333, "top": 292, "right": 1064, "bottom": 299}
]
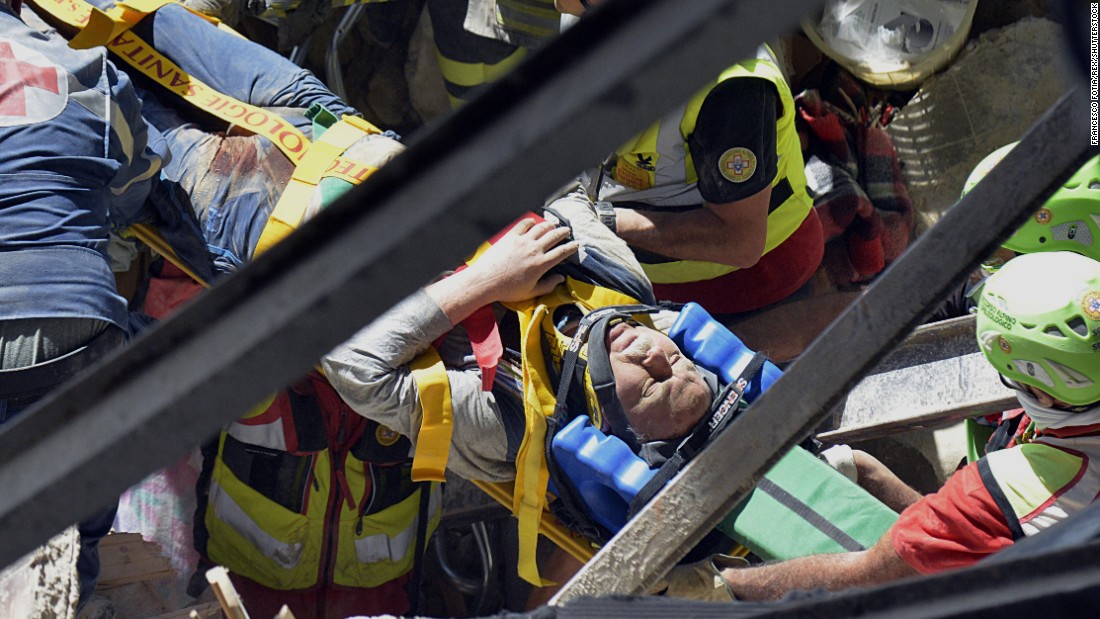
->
[{"left": 607, "top": 322, "right": 711, "bottom": 442}]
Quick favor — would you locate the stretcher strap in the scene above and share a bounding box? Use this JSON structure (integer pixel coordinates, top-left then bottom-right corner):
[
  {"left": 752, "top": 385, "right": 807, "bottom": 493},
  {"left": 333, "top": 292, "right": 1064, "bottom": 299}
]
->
[
  {"left": 254, "top": 116, "right": 382, "bottom": 256},
  {"left": 755, "top": 478, "right": 866, "bottom": 552},
  {"left": 474, "top": 479, "right": 596, "bottom": 565},
  {"left": 513, "top": 302, "right": 555, "bottom": 586},
  {"left": 26, "top": 0, "right": 311, "bottom": 163},
  {"left": 409, "top": 347, "right": 453, "bottom": 483}
]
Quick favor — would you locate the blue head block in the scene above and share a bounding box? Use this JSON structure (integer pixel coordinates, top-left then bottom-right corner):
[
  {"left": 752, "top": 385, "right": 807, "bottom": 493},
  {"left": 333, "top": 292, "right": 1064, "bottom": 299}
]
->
[
  {"left": 668, "top": 302, "right": 782, "bottom": 402},
  {"left": 550, "top": 416, "right": 658, "bottom": 534}
]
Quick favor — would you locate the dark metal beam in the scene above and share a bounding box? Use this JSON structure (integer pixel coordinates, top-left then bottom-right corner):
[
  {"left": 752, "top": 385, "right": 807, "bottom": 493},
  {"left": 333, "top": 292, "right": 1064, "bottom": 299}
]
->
[
  {"left": 499, "top": 500, "right": 1100, "bottom": 617},
  {"left": 550, "top": 539, "right": 1100, "bottom": 619},
  {"left": 551, "top": 89, "right": 1096, "bottom": 600},
  {"left": 0, "top": 0, "right": 825, "bottom": 570}
]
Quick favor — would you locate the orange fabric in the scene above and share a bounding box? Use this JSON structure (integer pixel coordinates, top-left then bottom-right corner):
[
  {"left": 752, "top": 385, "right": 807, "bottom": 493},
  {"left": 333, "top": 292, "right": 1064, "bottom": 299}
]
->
[{"left": 890, "top": 462, "right": 1013, "bottom": 574}]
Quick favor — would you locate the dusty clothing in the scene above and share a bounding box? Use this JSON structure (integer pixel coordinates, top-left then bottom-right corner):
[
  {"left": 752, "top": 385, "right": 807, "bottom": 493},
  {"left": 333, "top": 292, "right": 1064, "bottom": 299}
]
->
[
  {"left": 325, "top": 289, "right": 516, "bottom": 482},
  {"left": 891, "top": 427, "right": 1100, "bottom": 574},
  {"left": 323, "top": 197, "right": 653, "bottom": 482},
  {"left": 83, "top": 0, "right": 362, "bottom": 274}
]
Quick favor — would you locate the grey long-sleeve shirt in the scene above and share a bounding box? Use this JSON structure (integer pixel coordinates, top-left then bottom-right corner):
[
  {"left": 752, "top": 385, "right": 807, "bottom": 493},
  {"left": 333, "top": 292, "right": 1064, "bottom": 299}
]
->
[
  {"left": 322, "top": 290, "right": 517, "bottom": 482},
  {"left": 322, "top": 195, "right": 653, "bottom": 482}
]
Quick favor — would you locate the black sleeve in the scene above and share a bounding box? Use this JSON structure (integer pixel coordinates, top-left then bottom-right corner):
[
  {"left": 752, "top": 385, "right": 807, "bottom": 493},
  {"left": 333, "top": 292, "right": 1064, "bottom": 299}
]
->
[{"left": 688, "top": 76, "right": 779, "bottom": 204}]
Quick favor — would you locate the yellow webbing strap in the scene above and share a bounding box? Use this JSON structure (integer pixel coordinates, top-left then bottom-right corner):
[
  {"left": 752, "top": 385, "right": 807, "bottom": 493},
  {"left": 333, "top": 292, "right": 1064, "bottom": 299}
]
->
[
  {"left": 26, "top": 0, "right": 310, "bottom": 164},
  {"left": 503, "top": 280, "right": 653, "bottom": 586},
  {"left": 253, "top": 116, "right": 381, "bottom": 256},
  {"left": 511, "top": 301, "right": 557, "bottom": 586},
  {"left": 473, "top": 480, "right": 596, "bottom": 565},
  {"left": 408, "top": 347, "right": 453, "bottom": 483}
]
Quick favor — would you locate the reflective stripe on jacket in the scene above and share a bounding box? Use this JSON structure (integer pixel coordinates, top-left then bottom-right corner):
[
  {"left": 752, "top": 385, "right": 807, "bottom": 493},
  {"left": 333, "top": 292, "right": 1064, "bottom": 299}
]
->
[
  {"left": 201, "top": 372, "right": 441, "bottom": 592},
  {"left": 979, "top": 432, "right": 1100, "bottom": 539}
]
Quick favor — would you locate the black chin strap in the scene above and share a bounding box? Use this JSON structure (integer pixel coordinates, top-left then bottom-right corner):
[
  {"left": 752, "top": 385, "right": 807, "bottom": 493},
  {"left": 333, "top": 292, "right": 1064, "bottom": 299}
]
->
[{"left": 543, "top": 304, "right": 659, "bottom": 544}]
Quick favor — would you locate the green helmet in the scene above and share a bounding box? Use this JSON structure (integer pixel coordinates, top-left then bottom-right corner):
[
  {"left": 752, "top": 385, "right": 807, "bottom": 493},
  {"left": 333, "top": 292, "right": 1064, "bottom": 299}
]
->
[
  {"left": 963, "top": 143, "right": 1100, "bottom": 260},
  {"left": 976, "top": 251, "right": 1100, "bottom": 405}
]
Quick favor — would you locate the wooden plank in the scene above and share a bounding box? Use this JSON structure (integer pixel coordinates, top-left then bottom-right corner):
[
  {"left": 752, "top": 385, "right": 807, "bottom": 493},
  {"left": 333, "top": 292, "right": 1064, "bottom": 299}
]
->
[
  {"left": 147, "top": 601, "right": 224, "bottom": 619},
  {"left": 96, "top": 533, "right": 174, "bottom": 588},
  {"left": 206, "top": 566, "right": 250, "bottom": 619},
  {"left": 818, "top": 352, "right": 1018, "bottom": 444}
]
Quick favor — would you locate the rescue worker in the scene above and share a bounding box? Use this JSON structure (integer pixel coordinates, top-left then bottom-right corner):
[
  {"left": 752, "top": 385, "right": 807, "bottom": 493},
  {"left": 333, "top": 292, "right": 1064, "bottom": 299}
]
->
[
  {"left": 20, "top": 0, "right": 431, "bottom": 615},
  {"left": 429, "top": 0, "right": 560, "bottom": 108},
  {"left": 933, "top": 145, "right": 1100, "bottom": 474},
  {"left": 691, "top": 251, "right": 1100, "bottom": 600},
  {"left": 0, "top": 0, "right": 211, "bottom": 611},
  {"left": 554, "top": 0, "right": 824, "bottom": 317}
]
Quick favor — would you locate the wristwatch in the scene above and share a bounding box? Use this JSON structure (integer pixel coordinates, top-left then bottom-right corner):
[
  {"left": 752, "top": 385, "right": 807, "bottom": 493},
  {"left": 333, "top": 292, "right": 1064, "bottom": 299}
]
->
[{"left": 593, "top": 200, "right": 617, "bottom": 233}]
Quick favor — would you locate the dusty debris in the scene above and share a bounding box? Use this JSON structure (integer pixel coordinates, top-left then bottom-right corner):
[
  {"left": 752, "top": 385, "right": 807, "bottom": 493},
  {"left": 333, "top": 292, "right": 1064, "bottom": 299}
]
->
[
  {"left": 0, "top": 526, "right": 79, "bottom": 619},
  {"left": 887, "top": 17, "right": 1068, "bottom": 235}
]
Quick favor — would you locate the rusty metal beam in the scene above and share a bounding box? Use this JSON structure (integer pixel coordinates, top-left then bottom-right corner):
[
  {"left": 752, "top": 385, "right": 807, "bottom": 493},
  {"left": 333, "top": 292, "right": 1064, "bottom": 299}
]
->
[{"left": 552, "top": 89, "right": 1096, "bottom": 601}]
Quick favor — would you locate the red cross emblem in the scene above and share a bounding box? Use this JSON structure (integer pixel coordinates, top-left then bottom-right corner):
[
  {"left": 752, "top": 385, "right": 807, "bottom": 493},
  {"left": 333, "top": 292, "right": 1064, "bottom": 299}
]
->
[
  {"left": 0, "top": 41, "right": 61, "bottom": 117},
  {"left": 727, "top": 155, "right": 746, "bottom": 174}
]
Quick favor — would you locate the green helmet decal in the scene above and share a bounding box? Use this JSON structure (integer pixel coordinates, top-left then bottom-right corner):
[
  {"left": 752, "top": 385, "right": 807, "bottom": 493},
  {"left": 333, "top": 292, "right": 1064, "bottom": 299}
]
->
[
  {"left": 976, "top": 251, "right": 1100, "bottom": 405},
  {"left": 964, "top": 143, "right": 1100, "bottom": 261}
]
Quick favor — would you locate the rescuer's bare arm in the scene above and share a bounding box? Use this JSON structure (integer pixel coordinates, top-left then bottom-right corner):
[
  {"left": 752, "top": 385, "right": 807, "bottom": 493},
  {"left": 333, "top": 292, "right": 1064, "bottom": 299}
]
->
[
  {"left": 719, "top": 531, "right": 919, "bottom": 600},
  {"left": 614, "top": 189, "right": 771, "bottom": 268}
]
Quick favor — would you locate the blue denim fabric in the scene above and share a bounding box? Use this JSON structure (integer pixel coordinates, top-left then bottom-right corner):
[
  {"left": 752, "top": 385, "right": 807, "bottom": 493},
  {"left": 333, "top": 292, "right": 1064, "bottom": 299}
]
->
[
  {"left": 138, "top": 90, "right": 299, "bottom": 273},
  {"left": 92, "top": 0, "right": 364, "bottom": 273},
  {"left": 85, "top": 0, "right": 357, "bottom": 124}
]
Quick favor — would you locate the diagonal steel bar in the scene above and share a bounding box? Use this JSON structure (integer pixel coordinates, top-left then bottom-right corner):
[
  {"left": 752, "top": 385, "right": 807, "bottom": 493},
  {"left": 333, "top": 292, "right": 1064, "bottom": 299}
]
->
[
  {"left": 0, "top": 0, "right": 826, "bottom": 571},
  {"left": 552, "top": 538, "right": 1100, "bottom": 619},
  {"left": 552, "top": 89, "right": 1096, "bottom": 600}
]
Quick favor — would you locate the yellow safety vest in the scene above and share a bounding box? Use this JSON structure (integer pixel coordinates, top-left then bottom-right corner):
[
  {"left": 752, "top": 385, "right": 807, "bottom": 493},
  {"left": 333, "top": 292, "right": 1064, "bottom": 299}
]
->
[
  {"left": 981, "top": 432, "right": 1100, "bottom": 539},
  {"left": 203, "top": 374, "right": 442, "bottom": 590},
  {"left": 607, "top": 56, "right": 813, "bottom": 285}
]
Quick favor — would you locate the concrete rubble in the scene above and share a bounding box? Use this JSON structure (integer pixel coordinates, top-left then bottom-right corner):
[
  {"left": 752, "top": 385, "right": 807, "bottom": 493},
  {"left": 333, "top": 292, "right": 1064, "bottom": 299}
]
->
[{"left": 887, "top": 17, "right": 1069, "bottom": 236}]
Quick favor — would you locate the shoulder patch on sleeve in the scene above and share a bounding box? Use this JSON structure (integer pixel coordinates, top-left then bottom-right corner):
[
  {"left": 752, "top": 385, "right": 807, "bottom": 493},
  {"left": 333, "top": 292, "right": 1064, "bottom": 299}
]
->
[{"left": 718, "top": 147, "right": 756, "bottom": 183}]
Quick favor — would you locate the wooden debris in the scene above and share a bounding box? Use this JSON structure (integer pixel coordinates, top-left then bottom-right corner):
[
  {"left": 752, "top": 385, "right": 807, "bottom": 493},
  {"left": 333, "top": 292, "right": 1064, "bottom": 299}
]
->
[
  {"left": 96, "top": 533, "right": 174, "bottom": 588},
  {"left": 206, "top": 566, "right": 250, "bottom": 619},
  {"left": 145, "top": 600, "right": 224, "bottom": 619}
]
